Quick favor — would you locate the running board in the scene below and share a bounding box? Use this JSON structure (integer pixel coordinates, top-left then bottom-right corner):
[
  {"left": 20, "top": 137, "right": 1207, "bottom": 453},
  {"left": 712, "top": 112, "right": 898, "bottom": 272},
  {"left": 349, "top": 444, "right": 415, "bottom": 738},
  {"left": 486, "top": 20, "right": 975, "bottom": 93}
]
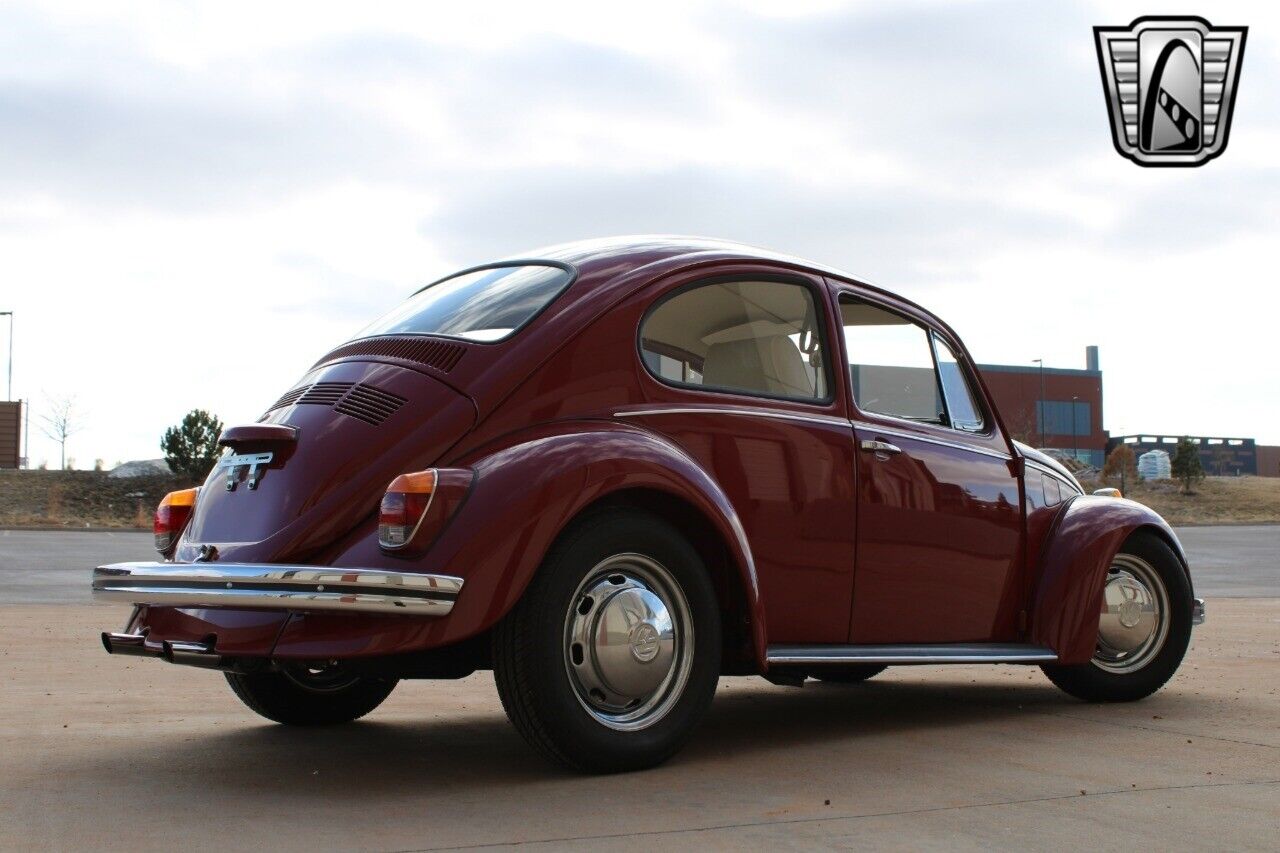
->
[{"left": 766, "top": 643, "right": 1058, "bottom": 666}]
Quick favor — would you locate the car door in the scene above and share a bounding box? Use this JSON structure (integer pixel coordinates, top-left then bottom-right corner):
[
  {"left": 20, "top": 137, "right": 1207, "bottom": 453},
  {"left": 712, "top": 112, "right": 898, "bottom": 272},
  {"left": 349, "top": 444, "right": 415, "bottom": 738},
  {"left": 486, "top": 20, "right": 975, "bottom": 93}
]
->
[{"left": 834, "top": 289, "right": 1025, "bottom": 644}]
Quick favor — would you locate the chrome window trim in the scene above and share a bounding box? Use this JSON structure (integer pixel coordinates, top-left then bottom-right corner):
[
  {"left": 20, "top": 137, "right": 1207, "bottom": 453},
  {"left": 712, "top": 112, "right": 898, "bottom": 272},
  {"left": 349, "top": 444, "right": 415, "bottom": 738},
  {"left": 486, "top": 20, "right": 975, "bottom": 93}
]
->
[
  {"left": 614, "top": 408, "right": 1012, "bottom": 460},
  {"left": 613, "top": 406, "right": 851, "bottom": 429},
  {"left": 851, "top": 421, "right": 1011, "bottom": 461},
  {"left": 92, "top": 562, "right": 463, "bottom": 616}
]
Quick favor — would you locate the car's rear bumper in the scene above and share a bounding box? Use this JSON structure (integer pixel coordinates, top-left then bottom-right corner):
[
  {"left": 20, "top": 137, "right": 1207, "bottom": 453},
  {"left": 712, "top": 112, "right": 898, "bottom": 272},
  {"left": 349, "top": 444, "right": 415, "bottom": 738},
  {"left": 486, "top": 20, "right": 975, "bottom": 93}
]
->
[{"left": 92, "top": 562, "right": 463, "bottom": 616}]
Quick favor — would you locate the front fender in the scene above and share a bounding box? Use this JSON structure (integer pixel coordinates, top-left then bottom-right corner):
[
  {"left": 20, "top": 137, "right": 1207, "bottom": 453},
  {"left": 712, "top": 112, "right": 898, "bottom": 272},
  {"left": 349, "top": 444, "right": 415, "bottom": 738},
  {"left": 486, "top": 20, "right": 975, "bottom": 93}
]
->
[{"left": 1029, "top": 496, "right": 1189, "bottom": 664}]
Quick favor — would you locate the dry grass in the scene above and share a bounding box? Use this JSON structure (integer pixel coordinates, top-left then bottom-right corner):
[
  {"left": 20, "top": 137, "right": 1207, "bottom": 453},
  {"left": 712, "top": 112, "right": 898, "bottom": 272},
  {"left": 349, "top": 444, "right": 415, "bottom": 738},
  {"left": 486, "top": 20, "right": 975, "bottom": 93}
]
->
[
  {"left": 0, "top": 469, "right": 186, "bottom": 528},
  {"left": 1078, "top": 474, "right": 1280, "bottom": 525}
]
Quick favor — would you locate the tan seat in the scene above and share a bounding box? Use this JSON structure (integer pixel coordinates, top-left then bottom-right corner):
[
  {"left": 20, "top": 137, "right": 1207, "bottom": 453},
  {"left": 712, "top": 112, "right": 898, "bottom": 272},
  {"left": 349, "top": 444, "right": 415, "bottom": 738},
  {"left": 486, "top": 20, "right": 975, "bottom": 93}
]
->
[{"left": 702, "top": 335, "right": 814, "bottom": 398}]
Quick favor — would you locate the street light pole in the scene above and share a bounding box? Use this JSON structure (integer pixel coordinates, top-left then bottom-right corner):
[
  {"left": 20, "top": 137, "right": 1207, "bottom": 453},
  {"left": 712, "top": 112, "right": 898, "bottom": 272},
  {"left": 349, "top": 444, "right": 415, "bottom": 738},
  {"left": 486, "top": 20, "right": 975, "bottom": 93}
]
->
[
  {"left": 1071, "top": 395, "right": 1079, "bottom": 462},
  {"left": 1032, "top": 358, "right": 1045, "bottom": 447}
]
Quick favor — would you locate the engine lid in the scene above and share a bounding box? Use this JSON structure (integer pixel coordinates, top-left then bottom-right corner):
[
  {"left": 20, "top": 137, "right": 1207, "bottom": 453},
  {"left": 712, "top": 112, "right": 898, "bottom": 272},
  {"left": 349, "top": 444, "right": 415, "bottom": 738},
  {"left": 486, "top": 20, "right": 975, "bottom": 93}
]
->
[{"left": 182, "top": 360, "right": 475, "bottom": 563}]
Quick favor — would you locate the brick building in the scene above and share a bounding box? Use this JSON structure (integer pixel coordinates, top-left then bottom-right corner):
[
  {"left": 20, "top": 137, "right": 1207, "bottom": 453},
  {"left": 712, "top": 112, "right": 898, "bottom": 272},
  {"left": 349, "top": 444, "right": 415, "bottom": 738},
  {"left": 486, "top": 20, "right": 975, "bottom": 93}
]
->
[
  {"left": 0, "top": 401, "right": 21, "bottom": 469},
  {"left": 978, "top": 346, "right": 1106, "bottom": 467}
]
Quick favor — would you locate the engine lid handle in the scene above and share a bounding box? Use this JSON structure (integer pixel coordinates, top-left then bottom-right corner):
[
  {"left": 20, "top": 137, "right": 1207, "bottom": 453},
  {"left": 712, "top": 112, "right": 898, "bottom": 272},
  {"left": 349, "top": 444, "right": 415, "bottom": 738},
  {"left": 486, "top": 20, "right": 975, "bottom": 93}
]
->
[{"left": 218, "top": 424, "right": 299, "bottom": 448}]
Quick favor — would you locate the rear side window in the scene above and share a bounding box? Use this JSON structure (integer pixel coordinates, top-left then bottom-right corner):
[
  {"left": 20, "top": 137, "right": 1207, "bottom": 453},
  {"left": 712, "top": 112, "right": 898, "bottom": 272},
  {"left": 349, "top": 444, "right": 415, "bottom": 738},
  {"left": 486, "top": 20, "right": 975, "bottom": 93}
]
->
[
  {"left": 353, "top": 263, "right": 574, "bottom": 343},
  {"left": 640, "top": 280, "right": 830, "bottom": 402}
]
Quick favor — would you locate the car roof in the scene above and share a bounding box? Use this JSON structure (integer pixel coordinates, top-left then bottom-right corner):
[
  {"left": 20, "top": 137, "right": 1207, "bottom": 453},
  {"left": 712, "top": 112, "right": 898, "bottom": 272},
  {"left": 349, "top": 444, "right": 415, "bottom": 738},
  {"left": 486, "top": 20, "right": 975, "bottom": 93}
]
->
[
  {"left": 505, "top": 235, "right": 844, "bottom": 283},
  {"left": 492, "top": 235, "right": 949, "bottom": 336}
]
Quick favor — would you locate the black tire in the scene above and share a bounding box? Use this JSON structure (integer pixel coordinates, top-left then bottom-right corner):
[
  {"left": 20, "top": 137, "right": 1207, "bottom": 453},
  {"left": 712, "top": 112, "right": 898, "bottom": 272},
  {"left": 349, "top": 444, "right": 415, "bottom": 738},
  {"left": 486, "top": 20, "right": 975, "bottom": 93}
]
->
[
  {"left": 812, "top": 665, "right": 887, "bottom": 684},
  {"left": 225, "top": 664, "right": 398, "bottom": 726},
  {"left": 493, "top": 508, "right": 722, "bottom": 773},
  {"left": 1041, "top": 531, "right": 1193, "bottom": 702}
]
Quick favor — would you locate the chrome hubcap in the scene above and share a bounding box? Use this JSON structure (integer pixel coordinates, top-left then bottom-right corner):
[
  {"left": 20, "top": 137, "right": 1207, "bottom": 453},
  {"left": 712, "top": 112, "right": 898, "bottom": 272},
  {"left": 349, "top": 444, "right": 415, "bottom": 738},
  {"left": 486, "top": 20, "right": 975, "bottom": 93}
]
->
[
  {"left": 564, "top": 554, "right": 693, "bottom": 731},
  {"left": 1093, "top": 554, "right": 1168, "bottom": 673}
]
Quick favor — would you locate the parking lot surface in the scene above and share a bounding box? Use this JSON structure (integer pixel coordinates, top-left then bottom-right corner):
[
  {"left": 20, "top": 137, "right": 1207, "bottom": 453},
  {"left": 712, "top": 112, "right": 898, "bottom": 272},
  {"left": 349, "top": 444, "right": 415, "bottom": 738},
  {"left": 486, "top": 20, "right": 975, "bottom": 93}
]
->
[
  {"left": 0, "top": 608, "right": 1276, "bottom": 849},
  {"left": 1, "top": 524, "right": 1277, "bottom": 604},
  {"left": 0, "top": 528, "right": 1276, "bottom": 850}
]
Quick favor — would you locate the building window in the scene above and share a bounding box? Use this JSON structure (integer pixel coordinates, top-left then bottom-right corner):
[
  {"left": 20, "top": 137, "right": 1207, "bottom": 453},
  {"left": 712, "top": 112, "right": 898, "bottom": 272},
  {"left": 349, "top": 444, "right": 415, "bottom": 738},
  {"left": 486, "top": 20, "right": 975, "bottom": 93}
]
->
[{"left": 1036, "top": 400, "right": 1090, "bottom": 436}]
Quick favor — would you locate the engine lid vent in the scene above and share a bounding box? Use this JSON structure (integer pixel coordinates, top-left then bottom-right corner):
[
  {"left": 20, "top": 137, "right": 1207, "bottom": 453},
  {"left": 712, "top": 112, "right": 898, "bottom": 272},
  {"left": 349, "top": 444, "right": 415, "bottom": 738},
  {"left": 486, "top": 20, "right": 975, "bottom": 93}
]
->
[
  {"left": 334, "top": 383, "right": 407, "bottom": 425},
  {"left": 261, "top": 381, "right": 405, "bottom": 426},
  {"left": 313, "top": 336, "right": 466, "bottom": 374},
  {"left": 265, "top": 386, "right": 308, "bottom": 413},
  {"left": 295, "top": 382, "right": 355, "bottom": 406}
]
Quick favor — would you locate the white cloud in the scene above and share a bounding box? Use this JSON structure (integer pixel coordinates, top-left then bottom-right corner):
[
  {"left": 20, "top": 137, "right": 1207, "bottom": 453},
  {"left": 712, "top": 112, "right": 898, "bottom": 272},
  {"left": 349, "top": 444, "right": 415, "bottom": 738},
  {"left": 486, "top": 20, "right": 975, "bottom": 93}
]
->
[{"left": 1, "top": 0, "right": 1277, "bottom": 469}]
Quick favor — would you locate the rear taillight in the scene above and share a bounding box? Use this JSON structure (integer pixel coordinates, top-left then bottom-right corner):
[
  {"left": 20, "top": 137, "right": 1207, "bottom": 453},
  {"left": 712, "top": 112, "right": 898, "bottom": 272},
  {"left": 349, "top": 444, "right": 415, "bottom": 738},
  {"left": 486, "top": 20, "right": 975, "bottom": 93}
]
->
[
  {"left": 378, "top": 470, "right": 437, "bottom": 549},
  {"left": 154, "top": 488, "right": 199, "bottom": 553}
]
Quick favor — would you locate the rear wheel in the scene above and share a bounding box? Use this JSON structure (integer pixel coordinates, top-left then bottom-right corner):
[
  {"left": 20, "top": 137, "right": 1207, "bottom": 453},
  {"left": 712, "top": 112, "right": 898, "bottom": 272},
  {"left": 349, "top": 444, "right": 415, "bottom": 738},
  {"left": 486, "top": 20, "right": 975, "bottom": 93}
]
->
[
  {"left": 225, "top": 662, "right": 397, "bottom": 725},
  {"left": 812, "top": 665, "right": 887, "bottom": 684},
  {"left": 493, "top": 509, "right": 721, "bottom": 772},
  {"left": 1041, "top": 532, "right": 1192, "bottom": 702}
]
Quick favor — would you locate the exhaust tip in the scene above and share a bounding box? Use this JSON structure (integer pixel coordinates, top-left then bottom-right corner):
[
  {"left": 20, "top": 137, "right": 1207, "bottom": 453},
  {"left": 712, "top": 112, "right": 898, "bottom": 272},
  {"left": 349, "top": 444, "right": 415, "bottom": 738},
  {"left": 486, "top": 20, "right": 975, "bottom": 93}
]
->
[{"left": 100, "top": 632, "right": 114, "bottom": 654}]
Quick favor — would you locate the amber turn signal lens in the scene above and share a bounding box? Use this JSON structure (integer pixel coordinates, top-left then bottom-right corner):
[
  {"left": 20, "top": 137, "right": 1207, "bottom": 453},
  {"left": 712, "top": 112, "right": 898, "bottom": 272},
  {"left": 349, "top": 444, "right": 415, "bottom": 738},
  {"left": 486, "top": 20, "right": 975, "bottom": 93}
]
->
[
  {"left": 378, "top": 469, "right": 437, "bottom": 549},
  {"left": 154, "top": 488, "right": 199, "bottom": 553}
]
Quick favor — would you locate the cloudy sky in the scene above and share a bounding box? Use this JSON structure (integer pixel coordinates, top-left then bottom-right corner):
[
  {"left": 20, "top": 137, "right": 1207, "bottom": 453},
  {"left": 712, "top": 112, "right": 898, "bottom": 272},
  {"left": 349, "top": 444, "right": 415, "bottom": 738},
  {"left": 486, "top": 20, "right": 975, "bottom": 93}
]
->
[{"left": 2, "top": 0, "right": 1277, "bottom": 468}]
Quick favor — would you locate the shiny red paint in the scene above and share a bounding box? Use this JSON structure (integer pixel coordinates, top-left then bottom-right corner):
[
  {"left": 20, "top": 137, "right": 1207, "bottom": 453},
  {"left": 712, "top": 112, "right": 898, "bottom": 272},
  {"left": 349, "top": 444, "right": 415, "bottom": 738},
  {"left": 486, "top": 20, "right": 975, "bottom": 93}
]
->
[
  {"left": 1030, "top": 496, "right": 1189, "bottom": 663},
  {"left": 124, "top": 237, "right": 1190, "bottom": 672}
]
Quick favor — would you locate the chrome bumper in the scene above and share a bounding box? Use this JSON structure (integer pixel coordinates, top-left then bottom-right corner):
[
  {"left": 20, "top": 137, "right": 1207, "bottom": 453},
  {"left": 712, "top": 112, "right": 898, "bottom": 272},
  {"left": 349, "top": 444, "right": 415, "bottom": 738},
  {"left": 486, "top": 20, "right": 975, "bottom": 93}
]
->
[
  {"left": 1192, "top": 597, "right": 1206, "bottom": 626},
  {"left": 91, "top": 562, "right": 463, "bottom": 615}
]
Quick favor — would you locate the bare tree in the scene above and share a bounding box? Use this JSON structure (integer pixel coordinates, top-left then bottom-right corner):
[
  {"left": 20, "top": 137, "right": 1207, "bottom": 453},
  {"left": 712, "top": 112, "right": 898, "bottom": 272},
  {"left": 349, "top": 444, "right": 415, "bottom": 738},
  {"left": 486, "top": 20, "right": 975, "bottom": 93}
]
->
[{"left": 39, "top": 395, "right": 84, "bottom": 470}]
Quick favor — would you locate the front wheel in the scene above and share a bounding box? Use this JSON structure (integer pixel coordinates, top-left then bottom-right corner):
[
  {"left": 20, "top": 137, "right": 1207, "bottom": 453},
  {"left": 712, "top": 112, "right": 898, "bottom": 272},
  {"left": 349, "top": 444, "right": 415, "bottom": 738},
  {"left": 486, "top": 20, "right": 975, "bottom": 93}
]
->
[
  {"left": 225, "top": 662, "right": 398, "bottom": 725},
  {"left": 1041, "top": 532, "right": 1192, "bottom": 702},
  {"left": 493, "top": 509, "right": 722, "bottom": 772}
]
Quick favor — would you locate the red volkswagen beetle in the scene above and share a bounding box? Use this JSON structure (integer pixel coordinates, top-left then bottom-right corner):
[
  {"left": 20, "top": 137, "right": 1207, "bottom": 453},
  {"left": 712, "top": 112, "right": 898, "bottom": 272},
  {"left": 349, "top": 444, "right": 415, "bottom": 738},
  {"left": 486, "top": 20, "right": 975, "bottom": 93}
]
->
[{"left": 94, "top": 237, "right": 1203, "bottom": 772}]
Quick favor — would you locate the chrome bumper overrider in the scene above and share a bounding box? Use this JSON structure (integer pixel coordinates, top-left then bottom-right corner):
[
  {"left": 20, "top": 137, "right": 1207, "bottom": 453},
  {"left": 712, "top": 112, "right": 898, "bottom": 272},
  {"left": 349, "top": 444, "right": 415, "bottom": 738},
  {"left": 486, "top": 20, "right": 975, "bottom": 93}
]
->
[
  {"left": 1192, "top": 597, "right": 1206, "bottom": 626},
  {"left": 91, "top": 562, "right": 463, "bottom": 615}
]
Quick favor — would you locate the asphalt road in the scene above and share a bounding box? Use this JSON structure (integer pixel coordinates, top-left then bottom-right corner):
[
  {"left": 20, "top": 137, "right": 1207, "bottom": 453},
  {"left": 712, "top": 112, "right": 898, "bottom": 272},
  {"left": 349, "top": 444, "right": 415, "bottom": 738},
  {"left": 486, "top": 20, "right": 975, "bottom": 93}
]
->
[
  {"left": 0, "top": 525, "right": 1275, "bottom": 605},
  {"left": 2, "top": 601, "right": 1276, "bottom": 850}
]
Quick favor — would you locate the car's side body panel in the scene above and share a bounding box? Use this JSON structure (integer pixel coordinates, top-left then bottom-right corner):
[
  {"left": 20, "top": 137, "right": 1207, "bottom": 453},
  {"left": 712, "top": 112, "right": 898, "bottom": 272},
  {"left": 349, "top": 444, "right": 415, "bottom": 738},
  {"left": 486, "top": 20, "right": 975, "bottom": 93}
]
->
[
  {"left": 1029, "top": 495, "right": 1190, "bottom": 663},
  {"left": 276, "top": 421, "right": 767, "bottom": 661},
  {"left": 445, "top": 261, "right": 861, "bottom": 648},
  {"left": 847, "top": 428, "right": 1025, "bottom": 643}
]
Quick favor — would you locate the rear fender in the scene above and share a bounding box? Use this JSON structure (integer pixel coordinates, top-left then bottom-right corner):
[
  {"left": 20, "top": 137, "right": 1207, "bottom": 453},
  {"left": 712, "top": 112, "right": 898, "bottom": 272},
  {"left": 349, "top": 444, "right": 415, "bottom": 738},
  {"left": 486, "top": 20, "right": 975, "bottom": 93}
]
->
[
  {"left": 1029, "top": 496, "right": 1190, "bottom": 663},
  {"left": 279, "top": 421, "right": 765, "bottom": 664}
]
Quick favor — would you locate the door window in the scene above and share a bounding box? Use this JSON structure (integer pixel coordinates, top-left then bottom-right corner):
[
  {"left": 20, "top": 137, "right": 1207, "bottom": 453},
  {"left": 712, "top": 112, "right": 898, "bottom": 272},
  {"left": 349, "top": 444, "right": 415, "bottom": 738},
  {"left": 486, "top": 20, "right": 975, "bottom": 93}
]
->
[
  {"left": 840, "top": 298, "right": 944, "bottom": 423},
  {"left": 931, "top": 335, "right": 985, "bottom": 431},
  {"left": 640, "top": 280, "right": 831, "bottom": 402}
]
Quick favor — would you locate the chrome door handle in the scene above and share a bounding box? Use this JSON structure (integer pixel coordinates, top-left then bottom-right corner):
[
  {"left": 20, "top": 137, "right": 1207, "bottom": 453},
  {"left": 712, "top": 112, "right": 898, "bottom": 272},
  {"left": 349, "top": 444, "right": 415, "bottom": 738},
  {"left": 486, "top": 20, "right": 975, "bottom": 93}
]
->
[{"left": 859, "top": 439, "right": 902, "bottom": 455}]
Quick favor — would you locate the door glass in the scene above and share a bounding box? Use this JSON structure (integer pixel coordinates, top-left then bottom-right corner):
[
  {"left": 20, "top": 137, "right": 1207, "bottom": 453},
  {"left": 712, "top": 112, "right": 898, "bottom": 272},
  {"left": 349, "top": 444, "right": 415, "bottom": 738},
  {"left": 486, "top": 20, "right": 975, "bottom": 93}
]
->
[
  {"left": 932, "top": 335, "right": 985, "bottom": 431},
  {"left": 840, "top": 299, "right": 943, "bottom": 423}
]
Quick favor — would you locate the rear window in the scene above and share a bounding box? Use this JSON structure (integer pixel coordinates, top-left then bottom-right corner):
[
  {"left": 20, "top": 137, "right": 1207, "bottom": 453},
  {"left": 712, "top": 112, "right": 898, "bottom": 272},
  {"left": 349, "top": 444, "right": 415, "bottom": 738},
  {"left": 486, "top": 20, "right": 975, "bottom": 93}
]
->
[{"left": 353, "top": 263, "right": 574, "bottom": 343}]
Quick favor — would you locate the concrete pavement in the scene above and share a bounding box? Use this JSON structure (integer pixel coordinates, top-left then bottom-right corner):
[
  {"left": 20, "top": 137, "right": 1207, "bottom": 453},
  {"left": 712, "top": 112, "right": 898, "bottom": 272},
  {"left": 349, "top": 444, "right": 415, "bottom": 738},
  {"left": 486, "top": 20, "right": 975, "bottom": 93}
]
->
[{"left": 0, "top": 601, "right": 1276, "bottom": 850}]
